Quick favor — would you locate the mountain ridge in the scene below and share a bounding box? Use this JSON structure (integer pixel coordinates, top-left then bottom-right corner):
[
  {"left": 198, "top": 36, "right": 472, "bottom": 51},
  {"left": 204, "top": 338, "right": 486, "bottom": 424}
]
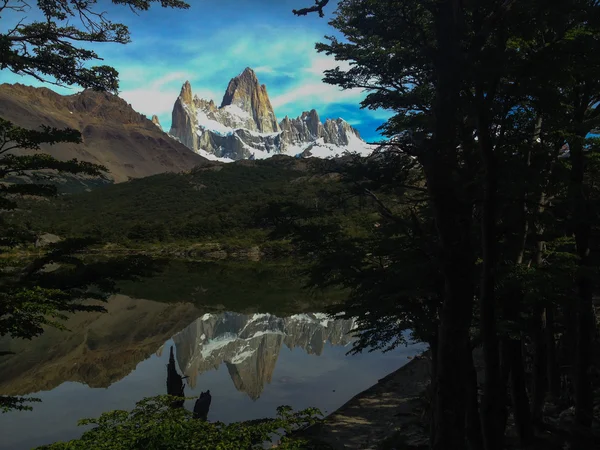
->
[
  {"left": 0, "top": 295, "right": 200, "bottom": 395},
  {"left": 0, "top": 83, "right": 208, "bottom": 183},
  {"left": 167, "top": 68, "right": 374, "bottom": 161}
]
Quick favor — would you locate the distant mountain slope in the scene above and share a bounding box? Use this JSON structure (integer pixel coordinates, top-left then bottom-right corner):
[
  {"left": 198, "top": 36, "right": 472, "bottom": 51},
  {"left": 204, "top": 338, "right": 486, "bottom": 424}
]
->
[
  {"left": 0, "top": 83, "right": 208, "bottom": 183},
  {"left": 168, "top": 68, "right": 374, "bottom": 161}
]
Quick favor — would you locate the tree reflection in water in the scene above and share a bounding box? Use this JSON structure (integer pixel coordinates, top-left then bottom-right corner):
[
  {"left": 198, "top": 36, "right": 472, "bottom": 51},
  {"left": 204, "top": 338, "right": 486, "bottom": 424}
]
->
[{"left": 166, "top": 345, "right": 211, "bottom": 420}]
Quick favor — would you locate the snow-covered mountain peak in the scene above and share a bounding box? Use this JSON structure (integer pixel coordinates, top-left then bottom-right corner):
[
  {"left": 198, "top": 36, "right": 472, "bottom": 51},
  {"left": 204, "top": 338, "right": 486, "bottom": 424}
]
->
[{"left": 166, "top": 68, "right": 375, "bottom": 161}]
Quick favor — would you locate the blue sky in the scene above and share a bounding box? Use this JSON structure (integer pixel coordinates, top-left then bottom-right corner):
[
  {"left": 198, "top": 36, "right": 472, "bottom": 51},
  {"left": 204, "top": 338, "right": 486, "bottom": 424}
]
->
[{"left": 0, "top": 0, "right": 393, "bottom": 142}]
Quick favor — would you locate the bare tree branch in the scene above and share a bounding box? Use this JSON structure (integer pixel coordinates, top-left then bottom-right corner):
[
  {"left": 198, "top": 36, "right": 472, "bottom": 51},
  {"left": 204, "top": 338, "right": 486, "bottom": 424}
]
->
[{"left": 293, "top": 0, "right": 330, "bottom": 17}]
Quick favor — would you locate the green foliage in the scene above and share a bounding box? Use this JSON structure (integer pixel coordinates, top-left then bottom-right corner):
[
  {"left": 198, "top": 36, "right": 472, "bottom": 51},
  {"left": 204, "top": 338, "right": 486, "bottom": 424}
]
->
[
  {"left": 0, "top": 115, "right": 145, "bottom": 415},
  {"left": 36, "top": 395, "right": 322, "bottom": 450},
  {"left": 0, "top": 0, "right": 199, "bottom": 428},
  {"left": 0, "top": 117, "right": 81, "bottom": 149},
  {"left": 13, "top": 159, "right": 356, "bottom": 247},
  {"left": 0, "top": 117, "right": 108, "bottom": 211},
  {"left": 288, "top": 0, "right": 600, "bottom": 446},
  {"left": 0, "top": 0, "right": 189, "bottom": 92},
  {"left": 268, "top": 152, "right": 441, "bottom": 353}
]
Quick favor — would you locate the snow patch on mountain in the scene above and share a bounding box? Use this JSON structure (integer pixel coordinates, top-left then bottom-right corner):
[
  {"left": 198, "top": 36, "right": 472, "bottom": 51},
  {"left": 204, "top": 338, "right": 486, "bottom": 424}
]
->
[{"left": 166, "top": 68, "right": 375, "bottom": 162}]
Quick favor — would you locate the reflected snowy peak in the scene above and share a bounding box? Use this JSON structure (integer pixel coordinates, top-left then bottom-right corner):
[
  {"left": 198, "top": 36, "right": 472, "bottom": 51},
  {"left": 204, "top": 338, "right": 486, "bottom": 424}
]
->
[{"left": 172, "top": 312, "right": 356, "bottom": 400}]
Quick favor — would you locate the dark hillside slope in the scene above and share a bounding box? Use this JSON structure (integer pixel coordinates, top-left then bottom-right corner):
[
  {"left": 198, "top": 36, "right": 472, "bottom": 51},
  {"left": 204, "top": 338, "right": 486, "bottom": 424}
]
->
[
  {"left": 21, "top": 157, "right": 336, "bottom": 244},
  {"left": 0, "top": 83, "right": 208, "bottom": 183}
]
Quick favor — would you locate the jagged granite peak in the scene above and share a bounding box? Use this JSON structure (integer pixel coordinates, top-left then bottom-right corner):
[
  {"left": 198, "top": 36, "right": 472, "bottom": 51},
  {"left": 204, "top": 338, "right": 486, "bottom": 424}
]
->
[
  {"left": 195, "top": 96, "right": 217, "bottom": 113},
  {"left": 170, "top": 88, "right": 198, "bottom": 152},
  {"left": 220, "top": 67, "right": 279, "bottom": 133},
  {"left": 302, "top": 109, "right": 322, "bottom": 139},
  {"left": 172, "top": 312, "right": 356, "bottom": 400},
  {"left": 151, "top": 115, "right": 162, "bottom": 130},
  {"left": 167, "top": 70, "right": 373, "bottom": 161},
  {"left": 180, "top": 80, "right": 193, "bottom": 105},
  {"left": 279, "top": 110, "right": 360, "bottom": 147}
]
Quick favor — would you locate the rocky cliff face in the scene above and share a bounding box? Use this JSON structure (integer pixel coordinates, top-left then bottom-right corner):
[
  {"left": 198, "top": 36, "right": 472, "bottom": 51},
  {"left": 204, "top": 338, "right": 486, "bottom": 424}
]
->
[
  {"left": 172, "top": 312, "right": 356, "bottom": 400},
  {"left": 0, "top": 83, "right": 208, "bottom": 182},
  {"left": 170, "top": 81, "right": 199, "bottom": 152},
  {"left": 279, "top": 109, "right": 361, "bottom": 146},
  {"left": 167, "top": 68, "right": 373, "bottom": 161},
  {"left": 221, "top": 68, "right": 279, "bottom": 133}
]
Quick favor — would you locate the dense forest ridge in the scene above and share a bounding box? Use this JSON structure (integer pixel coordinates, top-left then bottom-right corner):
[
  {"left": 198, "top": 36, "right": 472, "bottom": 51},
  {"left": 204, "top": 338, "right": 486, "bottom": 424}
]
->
[{"left": 167, "top": 67, "right": 374, "bottom": 161}]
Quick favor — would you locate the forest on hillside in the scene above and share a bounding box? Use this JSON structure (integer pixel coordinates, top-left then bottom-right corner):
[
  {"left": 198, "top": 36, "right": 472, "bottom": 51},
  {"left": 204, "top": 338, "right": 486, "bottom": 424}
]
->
[{"left": 8, "top": 157, "right": 372, "bottom": 248}]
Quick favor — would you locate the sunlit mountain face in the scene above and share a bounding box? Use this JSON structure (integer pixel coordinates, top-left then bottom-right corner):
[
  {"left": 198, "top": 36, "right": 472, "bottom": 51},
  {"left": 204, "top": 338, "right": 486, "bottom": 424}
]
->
[{"left": 173, "top": 312, "right": 356, "bottom": 400}]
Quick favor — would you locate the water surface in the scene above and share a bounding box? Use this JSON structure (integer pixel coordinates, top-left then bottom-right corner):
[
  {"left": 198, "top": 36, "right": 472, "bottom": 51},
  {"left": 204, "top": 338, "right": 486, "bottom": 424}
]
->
[{"left": 0, "top": 263, "right": 424, "bottom": 449}]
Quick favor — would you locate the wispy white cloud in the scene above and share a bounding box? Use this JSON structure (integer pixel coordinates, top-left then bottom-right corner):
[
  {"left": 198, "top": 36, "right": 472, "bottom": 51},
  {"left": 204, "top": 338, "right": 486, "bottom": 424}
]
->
[
  {"left": 271, "top": 83, "right": 364, "bottom": 110},
  {"left": 114, "top": 23, "right": 367, "bottom": 127},
  {"left": 253, "top": 66, "right": 275, "bottom": 74},
  {"left": 119, "top": 68, "right": 221, "bottom": 118},
  {"left": 303, "top": 55, "right": 353, "bottom": 77},
  {"left": 0, "top": 7, "right": 390, "bottom": 140},
  {"left": 345, "top": 118, "right": 363, "bottom": 126},
  {"left": 365, "top": 109, "right": 396, "bottom": 121}
]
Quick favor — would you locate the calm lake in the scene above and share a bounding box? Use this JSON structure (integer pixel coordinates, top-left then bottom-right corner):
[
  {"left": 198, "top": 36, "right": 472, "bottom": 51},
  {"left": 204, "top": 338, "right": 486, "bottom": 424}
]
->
[{"left": 0, "top": 261, "right": 425, "bottom": 450}]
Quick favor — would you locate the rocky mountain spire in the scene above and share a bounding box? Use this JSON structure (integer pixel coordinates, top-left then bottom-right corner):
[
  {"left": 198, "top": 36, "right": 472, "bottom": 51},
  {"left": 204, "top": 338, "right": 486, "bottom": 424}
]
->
[
  {"left": 170, "top": 81, "right": 198, "bottom": 151},
  {"left": 151, "top": 115, "right": 162, "bottom": 130},
  {"left": 220, "top": 68, "right": 279, "bottom": 133},
  {"left": 302, "top": 109, "right": 322, "bottom": 138},
  {"left": 279, "top": 111, "right": 360, "bottom": 147},
  {"left": 167, "top": 68, "right": 372, "bottom": 160},
  {"left": 180, "top": 80, "right": 193, "bottom": 105}
]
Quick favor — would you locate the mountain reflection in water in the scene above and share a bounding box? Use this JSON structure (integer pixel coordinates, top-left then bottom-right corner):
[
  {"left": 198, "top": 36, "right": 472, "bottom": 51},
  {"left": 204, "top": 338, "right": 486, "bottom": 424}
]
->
[
  {"left": 0, "top": 299, "right": 425, "bottom": 450},
  {"left": 173, "top": 311, "right": 356, "bottom": 400}
]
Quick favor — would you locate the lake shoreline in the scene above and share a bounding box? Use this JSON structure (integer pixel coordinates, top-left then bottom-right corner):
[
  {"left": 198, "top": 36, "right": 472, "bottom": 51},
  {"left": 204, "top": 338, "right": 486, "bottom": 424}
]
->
[
  {"left": 0, "top": 241, "right": 293, "bottom": 262},
  {"left": 298, "top": 349, "right": 432, "bottom": 449}
]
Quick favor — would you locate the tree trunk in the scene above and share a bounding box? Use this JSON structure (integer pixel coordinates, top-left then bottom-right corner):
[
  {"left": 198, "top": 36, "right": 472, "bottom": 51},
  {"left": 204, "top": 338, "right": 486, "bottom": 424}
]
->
[
  {"left": 499, "top": 338, "right": 512, "bottom": 437},
  {"left": 531, "top": 306, "right": 548, "bottom": 424},
  {"left": 431, "top": 246, "right": 475, "bottom": 450},
  {"left": 477, "top": 90, "right": 502, "bottom": 450},
  {"left": 497, "top": 116, "right": 538, "bottom": 440},
  {"left": 569, "top": 136, "right": 595, "bottom": 427},
  {"left": 545, "top": 306, "right": 560, "bottom": 399},
  {"left": 563, "top": 298, "right": 578, "bottom": 401},
  {"left": 479, "top": 175, "right": 503, "bottom": 450},
  {"left": 531, "top": 194, "right": 548, "bottom": 424},
  {"left": 466, "top": 343, "right": 484, "bottom": 450},
  {"left": 429, "top": 335, "right": 439, "bottom": 450},
  {"left": 428, "top": 2, "right": 474, "bottom": 448},
  {"left": 509, "top": 337, "right": 534, "bottom": 444},
  {"left": 425, "top": 165, "right": 474, "bottom": 450}
]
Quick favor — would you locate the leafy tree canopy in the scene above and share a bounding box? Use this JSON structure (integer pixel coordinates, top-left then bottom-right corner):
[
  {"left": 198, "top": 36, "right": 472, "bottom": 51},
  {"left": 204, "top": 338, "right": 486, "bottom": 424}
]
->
[
  {"left": 0, "top": 0, "right": 189, "bottom": 92},
  {"left": 36, "top": 396, "right": 323, "bottom": 450}
]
